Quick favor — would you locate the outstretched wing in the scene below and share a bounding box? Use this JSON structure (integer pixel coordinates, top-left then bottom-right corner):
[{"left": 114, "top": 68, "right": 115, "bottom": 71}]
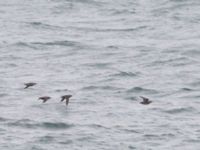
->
[
  {"left": 24, "top": 85, "right": 29, "bottom": 89},
  {"left": 24, "top": 83, "right": 36, "bottom": 89},
  {"left": 140, "top": 96, "right": 149, "bottom": 102},
  {"left": 61, "top": 97, "right": 65, "bottom": 102},
  {"left": 43, "top": 99, "right": 47, "bottom": 103},
  {"left": 66, "top": 99, "right": 69, "bottom": 105}
]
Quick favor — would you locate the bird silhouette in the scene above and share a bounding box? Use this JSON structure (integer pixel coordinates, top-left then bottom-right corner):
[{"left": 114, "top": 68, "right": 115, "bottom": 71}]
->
[
  {"left": 140, "top": 96, "right": 152, "bottom": 105},
  {"left": 60, "top": 95, "right": 72, "bottom": 105},
  {"left": 38, "top": 96, "right": 51, "bottom": 103},
  {"left": 24, "top": 82, "right": 36, "bottom": 89}
]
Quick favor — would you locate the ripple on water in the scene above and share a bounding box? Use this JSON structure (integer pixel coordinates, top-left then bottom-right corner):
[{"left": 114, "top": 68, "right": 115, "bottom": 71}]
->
[
  {"left": 125, "top": 96, "right": 138, "bottom": 101},
  {"left": 6, "top": 119, "right": 74, "bottom": 130},
  {"left": 111, "top": 71, "right": 139, "bottom": 78},
  {"left": 31, "top": 40, "right": 83, "bottom": 48},
  {"left": 81, "top": 85, "right": 124, "bottom": 92},
  {"left": 189, "top": 81, "right": 200, "bottom": 87},
  {"left": 163, "top": 106, "right": 196, "bottom": 114},
  {"left": 28, "top": 21, "right": 62, "bottom": 30},
  {"left": 12, "top": 42, "right": 38, "bottom": 50},
  {"left": 0, "top": 117, "right": 8, "bottom": 122},
  {"left": 84, "top": 62, "right": 112, "bottom": 69},
  {"left": 37, "top": 134, "right": 74, "bottom": 145},
  {"left": 180, "top": 87, "right": 193, "bottom": 91},
  {"left": 38, "top": 135, "right": 55, "bottom": 143},
  {"left": 0, "top": 93, "right": 9, "bottom": 98},
  {"left": 55, "top": 89, "right": 69, "bottom": 92},
  {"left": 126, "top": 87, "right": 159, "bottom": 95},
  {"left": 128, "top": 145, "right": 137, "bottom": 149},
  {"left": 83, "top": 123, "right": 109, "bottom": 130},
  {"left": 41, "top": 122, "right": 74, "bottom": 129},
  {"left": 31, "top": 145, "right": 45, "bottom": 150}
]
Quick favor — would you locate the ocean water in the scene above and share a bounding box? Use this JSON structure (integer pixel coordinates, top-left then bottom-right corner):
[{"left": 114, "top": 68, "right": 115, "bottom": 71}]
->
[{"left": 1, "top": 0, "right": 200, "bottom": 149}]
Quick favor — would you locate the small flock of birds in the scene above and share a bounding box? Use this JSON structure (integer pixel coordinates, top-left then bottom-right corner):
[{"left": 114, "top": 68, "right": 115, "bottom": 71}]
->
[
  {"left": 24, "top": 82, "right": 72, "bottom": 106},
  {"left": 24, "top": 82, "right": 152, "bottom": 106}
]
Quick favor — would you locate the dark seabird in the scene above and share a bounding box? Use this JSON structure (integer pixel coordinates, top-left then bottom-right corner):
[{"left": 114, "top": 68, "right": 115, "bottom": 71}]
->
[
  {"left": 60, "top": 95, "right": 72, "bottom": 105},
  {"left": 140, "top": 96, "right": 152, "bottom": 105},
  {"left": 38, "top": 96, "right": 51, "bottom": 103},
  {"left": 24, "top": 82, "right": 36, "bottom": 89}
]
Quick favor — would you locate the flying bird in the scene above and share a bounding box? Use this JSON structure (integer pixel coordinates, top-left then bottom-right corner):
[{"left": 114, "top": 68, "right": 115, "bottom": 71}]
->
[
  {"left": 24, "top": 82, "right": 36, "bottom": 89},
  {"left": 140, "top": 96, "right": 152, "bottom": 105},
  {"left": 60, "top": 95, "right": 72, "bottom": 106},
  {"left": 38, "top": 96, "right": 51, "bottom": 103}
]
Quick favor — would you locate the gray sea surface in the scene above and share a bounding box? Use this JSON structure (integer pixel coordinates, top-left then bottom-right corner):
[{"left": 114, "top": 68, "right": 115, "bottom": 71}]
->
[{"left": 1, "top": 0, "right": 200, "bottom": 149}]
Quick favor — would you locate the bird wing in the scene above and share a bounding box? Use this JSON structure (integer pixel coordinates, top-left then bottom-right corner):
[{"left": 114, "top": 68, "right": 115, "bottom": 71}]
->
[
  {"left": 61, "top": 97, "right": 65, "bottom": 102},
  {"left": 43, "top": 99, "right": 48, "bottom": 103},
  {"left": 66, "top": 99, "right": 69, "bottom": 105},
  {"left": 24, "top": 85, "right": 29, "bottom": 89},
  {"left": 140, "top": 96, "right": 148, "bottom": 101}
]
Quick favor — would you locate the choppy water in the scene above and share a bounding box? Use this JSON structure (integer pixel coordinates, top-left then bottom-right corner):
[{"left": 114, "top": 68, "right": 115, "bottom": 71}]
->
[{"left": 1, "top": 0, "right": 200, "bottom": 149}]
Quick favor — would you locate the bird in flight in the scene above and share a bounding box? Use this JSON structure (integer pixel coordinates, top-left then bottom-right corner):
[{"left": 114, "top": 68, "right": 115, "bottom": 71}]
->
[
  {"left": 140, "top": 96, "right": 152, "bottom": 105},
  {"left": 24, "top": 82, "right": 37, "bottom": 89},
  {"left": 60, "top": 95, "right": 72, "bottom": 106},
  {"left": 38, "top": 96, "right": 51, "bottom": 103}
]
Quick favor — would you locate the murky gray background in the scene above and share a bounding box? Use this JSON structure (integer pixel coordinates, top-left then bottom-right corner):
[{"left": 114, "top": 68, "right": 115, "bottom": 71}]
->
[{"left": 1, "top": 0, "right": 200, "bottom": 149}]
